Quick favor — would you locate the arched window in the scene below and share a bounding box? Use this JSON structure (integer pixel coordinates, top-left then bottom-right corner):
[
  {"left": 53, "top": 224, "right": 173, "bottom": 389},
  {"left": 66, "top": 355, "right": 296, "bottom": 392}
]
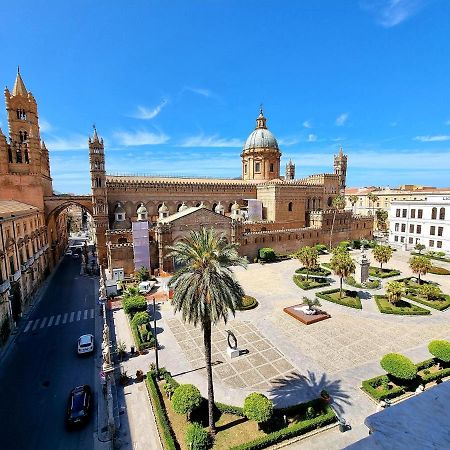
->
[
  {"left": 8, "top": 147, "right": 12, "bottom": 163},
  {"left": 212, "top": 203, "right": 218, "bottom": 211},
  {"left": 288, "top": 202, "right": 293, "bottom": 212},
  {"left": 327, "top": 197, "right": 333, "bottom": 207},
  {"left": 312, "top": 199, "right": 316, "bottom": 209},
  {"left": 177, "top": 204, "right": 183, "bottom": 212},
  {"left": 432, "top": 207, "right": 437, "bottom": 220},
  {"left": 307, "top": 199, "right": 310, "bottom": 209},
  {"left": 229, "top": 203, "right": 234, "bottom": 212},
  {"left": 439, "top": 208, "right": 445, "bottom": 220},
  {"left": 196, "top": 202, "right": 201, "bottom": 207}
]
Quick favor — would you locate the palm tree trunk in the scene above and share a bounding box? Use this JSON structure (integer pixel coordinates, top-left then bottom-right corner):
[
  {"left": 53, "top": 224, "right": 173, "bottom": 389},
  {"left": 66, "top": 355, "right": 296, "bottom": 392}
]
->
[
  {"left": 330, "top": 210, "right": 337, "bottom": 249},
  {"left": 340, "top": 276, "right": 343, "bottom": 299},
  {"left": 203, "top": 321, "right": 216, "bottom": 435},
  {"left": 380, "top": 262, "right": 383, "bottom": 271}
]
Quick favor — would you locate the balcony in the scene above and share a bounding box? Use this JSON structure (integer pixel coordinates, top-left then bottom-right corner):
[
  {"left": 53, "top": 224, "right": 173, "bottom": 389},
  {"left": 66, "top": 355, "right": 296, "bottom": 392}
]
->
[{"left": 0, "top": 279, "right": 11, "bottom": 294}]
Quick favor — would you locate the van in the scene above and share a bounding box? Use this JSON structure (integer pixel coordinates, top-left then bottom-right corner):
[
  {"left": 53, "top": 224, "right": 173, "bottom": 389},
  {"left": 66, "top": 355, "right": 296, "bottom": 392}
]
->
[{"left": 138, "top": 281, "right": 156, "bottom": 294}]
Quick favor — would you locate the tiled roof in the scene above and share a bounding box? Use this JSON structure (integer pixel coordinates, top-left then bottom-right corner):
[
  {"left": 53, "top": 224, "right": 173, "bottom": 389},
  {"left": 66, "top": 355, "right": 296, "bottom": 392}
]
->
[{"left": 0, "top": 200, "right": 39, "bottom": 220}]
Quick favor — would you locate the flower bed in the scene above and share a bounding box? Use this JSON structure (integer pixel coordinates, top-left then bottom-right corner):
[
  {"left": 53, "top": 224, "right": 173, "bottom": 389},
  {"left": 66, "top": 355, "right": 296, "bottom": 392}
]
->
[
  {"left": 293, "top": 275, "right": 331, "bottom": 291},
  {"left": 369, "top": 267, "right": 401, "bottom": 278},
  {"left": 146, "top": 369, "right": 336, "bottom": 450},
  {"left": 236, "top": 295, "right": 259, "bottom": 311},
  {"left": 374, "top": 295, "right": 430, "bottom": 315},
  {"left": 344, "top": 276, "right": 380, "bottom": 289},
  {"left": 295, "top": 267, "right": 331, "bottom": 277},
  {"left": 316, "top": 288, "right": 362, "bottom": 309}
]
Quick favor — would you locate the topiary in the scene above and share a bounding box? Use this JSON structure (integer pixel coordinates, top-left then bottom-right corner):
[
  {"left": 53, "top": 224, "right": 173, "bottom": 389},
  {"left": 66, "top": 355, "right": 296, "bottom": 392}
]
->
[
  {"left": 172, "top": 384, "right": 202, "bottom": 420},
  {"left": 185, "top": 422, "right": 209, "bottom": 450},
  {"left": 243, "top": 393, "right": 273, "bottom": 427},
  {"left": 380, "top": 353, "right": 417, "bottom": 380},
  {"left": 122, "top": 295, "right": 147, "bottom": 314},
  {"left": 428, "top": 340, "right": 450, "bottom": 363}
]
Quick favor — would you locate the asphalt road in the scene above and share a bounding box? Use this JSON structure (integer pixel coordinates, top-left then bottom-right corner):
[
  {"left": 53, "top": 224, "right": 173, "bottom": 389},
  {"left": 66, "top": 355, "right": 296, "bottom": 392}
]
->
[{"left": 0, "top": 256, "right": 98, "bottom": 450}]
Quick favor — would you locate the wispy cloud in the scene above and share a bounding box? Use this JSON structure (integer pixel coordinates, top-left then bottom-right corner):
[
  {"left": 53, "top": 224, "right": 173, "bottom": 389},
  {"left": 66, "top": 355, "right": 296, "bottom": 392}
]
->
[
  {"left": 131, "top": 99, "right": 168, "bottom": 120},
  {"left": 114, "top": 130, "right": 169, "bottom": 146},
  {"left": 360, "top": 0, "right": 427, "bottom": 28},
  {"left": 414, "top": 135, "right": 450, "bottom": 142},
  {"left": 446, "top": 120, "right": 450, "bottom": 126},
  {"left": 302, "top": 120, "right": 312, "bottom": 129},
  {"left": 45, "top": 134, "right": 87, "bottom": 151},
  {"left": 307, "top": 134, "right": 317, "bottom": 142},
  {"left": 184, "top": 87, "right": 213, "bottom": 98},
  {"left": 278, "top": 136, "right": 301, "bottom": 146},
  {"left": 39, "top": 118, "right": 52, "bottom": 133},
  {"left": 335, "top": 113, "right": 349, "bottom": 126},
  {"left": 179, "top": 134, "right": 242, "bottom": 148}
]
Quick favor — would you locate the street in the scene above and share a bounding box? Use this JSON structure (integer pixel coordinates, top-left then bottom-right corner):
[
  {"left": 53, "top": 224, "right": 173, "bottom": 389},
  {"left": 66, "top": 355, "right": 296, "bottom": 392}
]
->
[{"left": 0, "top": 255, "right": 98, "bottom": 450}]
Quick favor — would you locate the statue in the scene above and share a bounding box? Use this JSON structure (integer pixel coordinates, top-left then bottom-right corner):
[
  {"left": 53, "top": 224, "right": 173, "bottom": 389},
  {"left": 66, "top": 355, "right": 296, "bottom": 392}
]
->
[{"left": 225, "top": 330, "right": 238, "bottom": 350}]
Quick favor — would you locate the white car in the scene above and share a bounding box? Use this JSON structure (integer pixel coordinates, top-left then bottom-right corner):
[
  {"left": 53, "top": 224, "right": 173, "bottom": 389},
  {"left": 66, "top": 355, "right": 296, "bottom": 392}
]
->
[
  {"left": 65, "top": 249, "right": 73, "bottom": 256},
  {"left": 77, "top": 334, "right": 94, "bottom": 355},
  {"left": 138, "top": 280, "right": 156, "bottom": 294}
]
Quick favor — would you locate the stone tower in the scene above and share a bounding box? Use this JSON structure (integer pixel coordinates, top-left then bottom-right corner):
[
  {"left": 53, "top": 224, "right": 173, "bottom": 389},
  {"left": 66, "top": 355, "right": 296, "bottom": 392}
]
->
[
  {"left": 89, "top": 126, "right": 108, "bottom": 266},
  {"left": 285, "top": 159, "right": 295, "bottom": 181},
  {"left": 241, "top": 108, "right": 281, "bottom": 181},
  {"left": 334, "top": 147, "right": 348, "bottom": 194},
  {"left": 0, "top": 68, "right": 53, "bottom": 207}
]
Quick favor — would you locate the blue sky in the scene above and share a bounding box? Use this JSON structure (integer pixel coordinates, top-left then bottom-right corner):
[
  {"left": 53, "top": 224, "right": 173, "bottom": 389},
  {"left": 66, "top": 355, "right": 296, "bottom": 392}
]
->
[{"left": 1, "top": 0, "right": 449, "bottom": 194}]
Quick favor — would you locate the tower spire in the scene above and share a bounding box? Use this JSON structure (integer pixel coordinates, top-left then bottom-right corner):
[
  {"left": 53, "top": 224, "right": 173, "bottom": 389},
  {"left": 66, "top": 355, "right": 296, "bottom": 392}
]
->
[
  {"left": 12, "top": 67, "right": 27, "bottom": 96},
  {"left": 256, "top": 106, "right": 267, "bottom": 129},
  {"left": 92, "top": 124, "right": 99, "bottom": 141}
]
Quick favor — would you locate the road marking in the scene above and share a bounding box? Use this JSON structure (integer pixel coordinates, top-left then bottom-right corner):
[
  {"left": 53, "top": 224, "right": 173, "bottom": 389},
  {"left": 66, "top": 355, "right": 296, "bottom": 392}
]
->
[
  {"left": 90, "top": 309, "right": 94, "bottom": 319},
  {"left": 76, "top": 311, "right": 81, "bottom": 321},
  {"left": 63, "top": 313, "right": 68, "bottom": 324},
  {"left": 47, "top": 316, "right": 54, "bottom": 327},
  {"left": 32, "top": 319, "right": 40, "bottom": 331},
  {"left": 83, "top": 309, "right": 88, "bottom": 320},
  {"left": 24, "top": 321, "right": 33, "bottom": 332},
  {"left": 55, "top": 315, "right": 61, "bottom": 326},
  {"left": 69, "top": 312, "right": 75, "bottom": 323},
  {"left": 40, "top": 317, "right": 47, "bottom": 328}
]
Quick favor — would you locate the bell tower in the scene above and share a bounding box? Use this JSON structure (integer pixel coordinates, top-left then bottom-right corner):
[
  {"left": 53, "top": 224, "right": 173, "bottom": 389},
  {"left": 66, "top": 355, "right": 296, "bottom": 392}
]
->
[
  {"left": 89, "top": 126, "right": 109, "bottom": 266},
  {"left": 334, "top": 147, "right": 348, "bottom": 194}
]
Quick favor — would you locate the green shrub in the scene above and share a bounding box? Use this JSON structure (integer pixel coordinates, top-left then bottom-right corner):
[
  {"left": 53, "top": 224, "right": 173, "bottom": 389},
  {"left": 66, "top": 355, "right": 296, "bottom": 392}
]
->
[
  {"left": 236, "top": 295, "right": 258, "bottom": 310},
  {"left": 172, "top": 384, "right": 202, "bottom": 419},
  {"left": 185, "top": 422, "right": 209, "bottom": 450},
  {"left": 338, "top": 240, "right": 351, "bottom": 249},
  {"left": 215, "top": 401, "right": 244, "bottom": 417},
  {"left": 258, "top": 247, "right": 276, "bottom": 262},
  {"left": 428, "top": 340, "right": 450, "bottom": 363},
  {"left": 131, "top": 311, "right": 150, "bottom": 326},
  {"left": 429, "top": 266, "right": 450, "bottom": 275},
  {"left": 314, "top": 244, "right": 328, "bottom": 254},
  {"left": 305, "top": 406, "right": 316, "bottom": 419},
  {"left": 295, "top": 266, "right": 331, "bottom": 276},
  {"left": 352, "top": 239, "right": 361, "bottom": 249},
  {"left": 243, "top": 393, "right": 273, "bottom": 425},
  {"left": 361, "top": 375, "right": 405, "bottom": 401},
  {"left": 380, "top": 353, "right": 417, "bottom": 380},
  {"left": 123, "top": 295, "right": 147, "bottom": 314}
]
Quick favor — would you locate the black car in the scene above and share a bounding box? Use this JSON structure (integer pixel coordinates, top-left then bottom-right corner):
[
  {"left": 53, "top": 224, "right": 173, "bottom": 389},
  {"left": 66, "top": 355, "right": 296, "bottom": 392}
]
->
[{"left": 66, "top": 385, "right": 92, "bottom": 428}]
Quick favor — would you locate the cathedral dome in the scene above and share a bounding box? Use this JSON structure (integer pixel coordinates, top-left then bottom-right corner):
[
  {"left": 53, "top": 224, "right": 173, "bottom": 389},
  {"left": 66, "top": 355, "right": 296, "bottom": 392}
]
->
[{"left": 243, "top": 109, "right": 279, "bottom": 151}]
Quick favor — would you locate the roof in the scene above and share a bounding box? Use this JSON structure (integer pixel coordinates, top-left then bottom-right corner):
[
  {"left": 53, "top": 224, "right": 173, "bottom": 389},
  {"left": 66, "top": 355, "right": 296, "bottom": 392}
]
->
[
  {"left": 158, "top": 205, "right": 231, "bottom": 224},
  {"left": 347, "top": 383, "right": 450, "bottom": 449},
  {"left": 106, "top": 175, "right": 263, "bottom": 186},
  {"left": 12, "top": 70, "right": 27, "bottom": 96},
  {"left": 243, "top": 128, "right": 279, "bottom": 151},
  {"left": 0, "top": 200, "right": 39, "bottom": 220}
]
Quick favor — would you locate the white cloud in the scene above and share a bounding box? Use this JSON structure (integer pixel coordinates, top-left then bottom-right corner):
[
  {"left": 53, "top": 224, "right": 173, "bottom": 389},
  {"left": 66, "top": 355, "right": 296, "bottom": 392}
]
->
[
  {"left": 179, "top": 134, "right": 242, "bottom": 148},
  {"left": 335, "top": 113, "right": 349, "bottom": 126},
  {"left": 308, "top": 134, "right": 317, "bottom": 142},
  {"left": 39, "top": 118, "right": 52, "bottom": 133},
  {"left": 184, "top": 87, "right": 212, "bottom": 98},
  {"left": 302, "top": 120, "right": 312, "bottom": 129},
  {"left": 131, "top": 99, "right": 168, "bottom": 120},
  {"left": 114, "top": 130, "right": 169, "bottom": 146},
  {"left": 414, "top": 135, "right": 450, "bottom": 142},
  {"left": 360, "top": 0, "right": 426, "bottom": 28},
  {"left": 45, "top": 134, "right": 87, "bottom": 151}
]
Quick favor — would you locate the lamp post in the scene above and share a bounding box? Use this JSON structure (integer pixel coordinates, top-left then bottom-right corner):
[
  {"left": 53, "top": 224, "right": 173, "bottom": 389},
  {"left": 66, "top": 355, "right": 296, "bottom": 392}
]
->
[{"left": 152, "top": 296, "right": 160, "bottom": 379}]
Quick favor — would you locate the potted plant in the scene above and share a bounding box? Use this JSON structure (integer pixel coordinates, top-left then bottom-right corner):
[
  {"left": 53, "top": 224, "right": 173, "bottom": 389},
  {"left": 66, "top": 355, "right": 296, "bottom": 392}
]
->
[
  {"left": 320, "top": 389, "right": 331, "bottom": 403},
  {"left": 135, "top": 370, "right": 144, "bottom": 382}
]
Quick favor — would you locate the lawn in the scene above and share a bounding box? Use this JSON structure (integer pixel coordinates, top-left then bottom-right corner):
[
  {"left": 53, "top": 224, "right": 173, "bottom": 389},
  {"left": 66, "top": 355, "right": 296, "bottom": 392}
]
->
[
  {"left": 344, "top": 276, "right": 381, "bottom": 289},
  {"left": 316, "top": 288, "right": 362, "bottom": 309},
  {"left": 369, "top": 267, "right": 401, "bottom": 278},
  {"left": 403, "top": 292, "right": 450, "bottom": 311},
  {"left": 374, "top": 295, "right": 430, "bottom": 315},
  {"left": 293, "top": 275, "right": 331, "bottom": 291},
  {"left": 295, "top": 266, "right": 331, "bottom": 277}
]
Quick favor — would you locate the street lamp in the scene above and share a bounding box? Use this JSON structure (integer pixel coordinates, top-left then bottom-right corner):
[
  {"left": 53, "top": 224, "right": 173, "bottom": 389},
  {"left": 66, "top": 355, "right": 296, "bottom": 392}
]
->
[{"left": 152, "top": 296, "right": 160, "bottom": 379}]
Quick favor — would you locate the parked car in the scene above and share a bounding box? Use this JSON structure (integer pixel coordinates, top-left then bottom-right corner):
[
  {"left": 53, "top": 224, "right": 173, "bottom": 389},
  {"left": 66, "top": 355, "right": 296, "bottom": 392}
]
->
[
  {"left": 66, "top": 385, "right": 92, "bottom": 428},
  {"left": 77, "top": 334, "right": 94, "bottom": 355},
  {"left": 138, "top": 280, "right": 156, "bottom": 294},
  {"left": 72, "top": 253, "right": 80, "bottom": 259},
  {"left": 65, "top": 249, "right": 73, "bottom": 256}
]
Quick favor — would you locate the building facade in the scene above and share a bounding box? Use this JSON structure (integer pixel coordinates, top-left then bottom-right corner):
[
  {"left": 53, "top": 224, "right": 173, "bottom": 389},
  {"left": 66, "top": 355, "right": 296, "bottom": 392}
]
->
[
  {"left": 388, "top": 196, "right": 450, "bottom": 253},
  {"left": 89, "top": 111, "right": 373, "bottom": 276}
]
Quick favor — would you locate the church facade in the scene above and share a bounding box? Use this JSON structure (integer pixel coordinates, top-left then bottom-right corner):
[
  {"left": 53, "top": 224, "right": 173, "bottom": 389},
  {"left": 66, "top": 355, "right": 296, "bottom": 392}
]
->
[{"left": 90, "top": 110, "right": 373, "bottom": 276}]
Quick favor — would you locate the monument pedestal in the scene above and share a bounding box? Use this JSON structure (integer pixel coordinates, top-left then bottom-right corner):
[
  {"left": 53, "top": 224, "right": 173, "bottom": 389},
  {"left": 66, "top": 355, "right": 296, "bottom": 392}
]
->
[
  {"left": 356, "top": 251, "right": 370, "bottom": 284},
  {"left": 227, "top": 347, "right": 240, "bottom": 358}
]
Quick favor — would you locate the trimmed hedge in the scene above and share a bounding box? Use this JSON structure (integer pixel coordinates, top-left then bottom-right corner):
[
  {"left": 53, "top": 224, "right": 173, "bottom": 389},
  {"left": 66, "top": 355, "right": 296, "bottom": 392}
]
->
[
  {"left": 130, "top": 315, "right": 155, "bottom": 351},
  {"left": 316, "top": 288, "right": 362, "bottom": 309},
  {"left": 293, "top": 275, "right": 331, "bottom": 291},
  {"left": 416, "top": 358, "right": 450, "bottom": 383},
  {"left": 374, "top": 295, "right": 430, "bottom": 315},
  {"left": 411, "top": 252, "right": 450, "bottom": 263},
  {"left": 361, "top": 375, "right": 405, "bottom": 401},
  {"left": 229, "top": 405, "right": 336, "bottom": 450},
  {"left": 295, "top": 267, "right": 331, "bottom": 277},
  {"left": 429, "top": 266, "right": 450, "bottom": 275},
  {"left": 380, "top": 353, "right": 417, "bottom": 380},
  {"left": 237, "top": 295, "right": 259, "bottom": 311},
  {"left": 428, "top": 340, "right": 450, "bottom": 362},
  {"left": 216, "top": 401, "right": 244, "bottom": 417},
  {"left": 186, "top": 422, "right": 209, "bottom": 449},
  {"left": 146, "top": 371, "right": 177, "bottom": 450},
  {"left": 403, "top": 292, "right": 450, "bottom": 311},
  {"left": 369, "top": 267, "right": 401, "bottom": 279},
  {"left": 123, "top": 295, "right": 147, "bottom": 314},
  {"left": 258, "top": 248, "right": 276, "bottom": 262},
  {"left": 345, "top": 276, "right": 380, "bottom": 289}
]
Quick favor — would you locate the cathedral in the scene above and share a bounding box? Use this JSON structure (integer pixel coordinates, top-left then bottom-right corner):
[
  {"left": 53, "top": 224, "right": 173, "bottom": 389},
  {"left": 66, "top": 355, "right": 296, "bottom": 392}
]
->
[{"left": 90, "top": 110, "right": 373, "bottom": 276}]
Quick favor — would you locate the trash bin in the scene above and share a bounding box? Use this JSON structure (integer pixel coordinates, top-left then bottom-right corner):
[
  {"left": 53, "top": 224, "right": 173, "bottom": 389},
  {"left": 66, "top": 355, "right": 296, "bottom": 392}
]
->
[
  {"left": 339, "top": 421, "right": 346, "bottom": 432},
  {"left": 130, "top": 346, "right": 135, "bottom": 355}
]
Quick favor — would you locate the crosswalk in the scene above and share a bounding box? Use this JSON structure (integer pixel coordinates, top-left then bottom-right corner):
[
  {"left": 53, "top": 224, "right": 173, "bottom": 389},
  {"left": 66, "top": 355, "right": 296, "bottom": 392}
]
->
[{"left": 24, "top": 308, "right": 95, "bottom": 333}]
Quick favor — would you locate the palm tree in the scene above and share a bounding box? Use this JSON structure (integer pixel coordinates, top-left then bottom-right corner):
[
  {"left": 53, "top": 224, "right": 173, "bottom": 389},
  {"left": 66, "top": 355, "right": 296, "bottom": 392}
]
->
[
  {"left": 348, "top": 195, "right": 359, "bottom": 214},
  {"left": 375, "top": 209, "right": 388, "bottom": 232},
  {"left": 330, "top": 251, "right": 355, "bottom": 298},
  {"left": 372, "top": 245, "right": 393, "bottom": 271},
  {"left": 295, "top": 246, "right": 318, "bottom": 280},
  {"left": 367, "top": 192, "right": 379, "bottom": 217},
  {"left": 329, "top": 194, "right": 346, "bottom": 249},
  {"left": 386, "top": 281, "right": 404, "bottom": 305},
  {"left": 166, "top": 228, "right": 247, "bottom": 435},
  {"left": 409, "top": 255, "right": 432, "bottom": 284}
]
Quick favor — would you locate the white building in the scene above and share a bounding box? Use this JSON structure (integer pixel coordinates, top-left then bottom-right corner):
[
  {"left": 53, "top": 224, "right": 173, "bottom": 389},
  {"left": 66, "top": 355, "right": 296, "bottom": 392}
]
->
[{"left": 388, "top": 196, "right": 450, "bottom": 253}]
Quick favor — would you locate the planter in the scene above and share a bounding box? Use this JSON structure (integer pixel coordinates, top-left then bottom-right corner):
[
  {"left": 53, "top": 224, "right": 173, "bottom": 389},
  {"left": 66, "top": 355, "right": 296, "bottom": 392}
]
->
[{"left": 136, "top": 370, "right": 145, "bottom": 382}]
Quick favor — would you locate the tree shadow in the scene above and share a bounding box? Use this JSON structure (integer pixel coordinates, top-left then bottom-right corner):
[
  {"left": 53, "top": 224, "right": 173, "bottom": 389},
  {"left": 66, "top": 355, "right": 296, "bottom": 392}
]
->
[
  {"left": 269, "top": 370, "right": 352, "bottom": 418},
  {"left": 358, "top": 291, "right": 371, "bottom": 300}
]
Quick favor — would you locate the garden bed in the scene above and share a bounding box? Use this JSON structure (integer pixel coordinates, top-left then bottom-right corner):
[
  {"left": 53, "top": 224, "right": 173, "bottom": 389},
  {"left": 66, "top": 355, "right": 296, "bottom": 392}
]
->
[
  {"left": 374, "top": 295, "right": 430, "bottom": 315},
  {"left": 403, "top": 292, "right": 450, "bottom": 311},
  {"left": 146, "top": 370, "right": 336, "bottom": 450},
  {"left": 344, "top": 276, "right": 381, "bottom": 289},
  {"left": 295, "top": 267, "right": 331, "bottom": 277},
  {"left": 429, "top": 266, "right": 450, "bottom": 275},
  {"left": 411, "top": 252, "right": 450, "bottom": 263},
  {"left": 316, "top": 288, "right": 362, "bottom": 309},
  {"left": 293, "top": 275, "right": 331, "bottom": 291},
  {"left": 369, "top": 267, "right": 401, "bottom": 278}
]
